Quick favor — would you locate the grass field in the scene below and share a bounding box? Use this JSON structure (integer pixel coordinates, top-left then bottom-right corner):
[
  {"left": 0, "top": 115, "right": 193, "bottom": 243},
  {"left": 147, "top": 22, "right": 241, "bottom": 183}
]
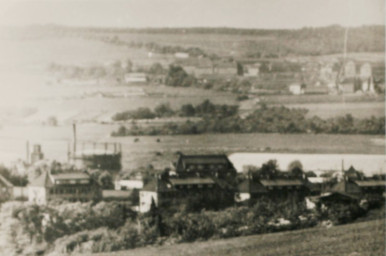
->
[
  {"left": 0, "top": 124, "right": 384, "bottom": 171},
  {"left": 285, "top": 102, "right": 385, "bottom": 119},
  {"left": 91, "top": 219, "right": 385, "bottom": 256}
]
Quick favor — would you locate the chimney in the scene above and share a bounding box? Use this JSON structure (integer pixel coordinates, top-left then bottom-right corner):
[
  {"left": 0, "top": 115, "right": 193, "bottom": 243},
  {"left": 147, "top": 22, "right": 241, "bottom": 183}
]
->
[
  {"left": 31, "top": 144, "right": 44, "bottom": 164},
  {"left": 73, "top": 123, "right": 77, "bottom": 155},
  {"left": 26, "top": 140, "right": 30, "bottom": 164}
]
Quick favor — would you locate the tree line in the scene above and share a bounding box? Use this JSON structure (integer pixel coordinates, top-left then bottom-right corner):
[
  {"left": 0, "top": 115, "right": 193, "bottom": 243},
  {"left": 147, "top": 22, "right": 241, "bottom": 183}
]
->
[
  {"left": 112, "top": 103, "right": 385, "bottom": 136},
  {"left": 112, "top": 100, "right": 238, "bottom": 121}
]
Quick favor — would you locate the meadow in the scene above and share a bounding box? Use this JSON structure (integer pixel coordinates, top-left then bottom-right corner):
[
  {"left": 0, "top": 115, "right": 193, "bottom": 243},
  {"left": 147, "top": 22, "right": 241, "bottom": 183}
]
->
[
  {"left": 284, "top": 101, "right": 385, "bottom": 119},
  {"left": 91, "top": 219, "right": 384, "bottom": 256},
  {"left": 0, "top": 123, "right": 384, "bottom": 171}
]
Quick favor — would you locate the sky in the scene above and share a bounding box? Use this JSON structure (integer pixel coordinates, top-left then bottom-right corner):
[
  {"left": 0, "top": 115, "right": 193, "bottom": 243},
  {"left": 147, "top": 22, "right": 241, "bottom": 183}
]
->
[{"left": 0, "top": 0, "right": 384, "bottom": 29}]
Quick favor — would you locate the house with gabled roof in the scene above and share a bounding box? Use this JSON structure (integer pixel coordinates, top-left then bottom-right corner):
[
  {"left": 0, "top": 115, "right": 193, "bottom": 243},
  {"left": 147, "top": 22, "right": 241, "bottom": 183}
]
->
[
  {"left": 28, "top": 171, "right": 101, "bottom": 204},
  {"left": 175, "top": 153, "right": 237, "bottom": 180},
  {"left": 237, "top": 177, "right": 309, "bottom": 203},
  {"left": 331, "top": 166, "right": 385, "bottom": 200},
  {"left": 139, "top": 154, "right": 237, "bottom": 212}
]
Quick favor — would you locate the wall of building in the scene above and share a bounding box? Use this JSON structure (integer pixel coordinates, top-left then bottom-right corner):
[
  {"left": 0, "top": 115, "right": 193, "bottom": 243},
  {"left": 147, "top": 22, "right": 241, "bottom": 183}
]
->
[
  {"left": 28, "top": 186, "right": 47, "bottom": 204},
  {"left": 46, "top": 185, "right": 101, "bottom": 202},
  {"left": 115, "top": 180, "right": 144, "bottom": 190},
  {"left": 13, "top": 186, "right": 28, "bottom": 199},
  {"left": 139, "top": 191, "right": 158, "bottom": 213}
]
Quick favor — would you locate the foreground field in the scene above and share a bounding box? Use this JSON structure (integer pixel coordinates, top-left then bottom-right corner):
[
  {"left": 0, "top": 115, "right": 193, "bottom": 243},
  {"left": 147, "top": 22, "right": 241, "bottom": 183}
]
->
[{"left": 92, "top": 219, "right": 384, "bottom": 256}]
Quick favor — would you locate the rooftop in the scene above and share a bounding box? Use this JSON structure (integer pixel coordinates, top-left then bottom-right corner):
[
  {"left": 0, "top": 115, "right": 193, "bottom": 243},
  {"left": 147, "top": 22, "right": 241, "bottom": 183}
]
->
[
  {"left": 29, "top": 172, "right": 53, "bottom": 187},
  {"left": 179, "top": 154, "right": 231, "bottom": 165},
  {"left": 169, "top": 177, "right": 215, "bottom": 186},
  {"left": 51, "top": 172, "right": 90, "bottom": 180},
  {"left": 142, "top": 179, "right": 171, "bottom": 192},
  {"left": 102, "top": 190, "right": 132, "bottom": 199},
  {"left": 238, "top": 179, "right": 267, "bottom": 193},
  {"left": 260, "top": 179, "right": 304, "bottom": 187},
  {"left": 354, "top": 180, "right": 385, "bottom": 187},
  {"left": 0, "top": 174, "right": 13, "bottom": 187}
]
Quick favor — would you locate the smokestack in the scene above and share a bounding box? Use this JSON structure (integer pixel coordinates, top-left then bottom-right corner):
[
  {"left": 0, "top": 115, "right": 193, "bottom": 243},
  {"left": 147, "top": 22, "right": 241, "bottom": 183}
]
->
[
  {"left": 26, "top": 140, "right": 30, "bottom": 164},
  {"left": 73, "top": 123, "right": 77, "bottom": 155},
  {"left": 67, "top": 140, "right": 71, "bottom": 162}
]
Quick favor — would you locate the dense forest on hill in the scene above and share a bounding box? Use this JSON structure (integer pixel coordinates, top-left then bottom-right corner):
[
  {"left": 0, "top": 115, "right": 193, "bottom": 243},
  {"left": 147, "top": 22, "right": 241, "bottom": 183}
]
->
[{"left": 23, "top": 25, "right": 385, "bottom": 56}]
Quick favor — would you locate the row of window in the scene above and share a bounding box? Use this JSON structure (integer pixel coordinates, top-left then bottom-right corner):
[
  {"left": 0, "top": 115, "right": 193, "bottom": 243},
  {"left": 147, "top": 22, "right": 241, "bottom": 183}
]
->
[
  {"left": 55, "top": 179, "right": 89, "bottom": 185},
  {"left": 49, "top": 187, "right": 92, "bottom": 194},
  {"left": 186, "top": 164, "right": 225, "bottom": 171},
  {"left": 174, "top": 184, "right": 214, "bottom": 189},
  {"left": 267, "top": 186, "right": 301, "bottom": 190}
]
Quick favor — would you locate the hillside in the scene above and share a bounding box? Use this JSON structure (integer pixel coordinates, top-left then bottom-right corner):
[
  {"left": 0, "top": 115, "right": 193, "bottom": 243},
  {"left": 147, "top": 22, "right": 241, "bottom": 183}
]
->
[
  {"left": 91, "top": 219, "right": 384, "bottom": 256},
  {"left": 6, "top": 25, "right": 385, "bottom": 58}
]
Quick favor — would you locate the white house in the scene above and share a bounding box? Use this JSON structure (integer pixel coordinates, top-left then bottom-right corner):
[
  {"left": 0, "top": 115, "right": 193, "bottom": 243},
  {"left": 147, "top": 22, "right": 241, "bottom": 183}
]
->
[
  {"left": 243, "top": 64, "right": 260, "bottom": 77},
  {"left": 344, "top": 61, "right": 356, "bottom": 78},
  {"left": 139, "top": 179, "right": 159, "bottom": 213},
  {"left": 174, "top": 52, "right": 189, "bottom": 59},
  {"left": 124, "top": 73, "right": 147, "bottom": 83},
  {"left": 360, "top": 63, "right": 372, "bottom": 79},
  {"left": 289, "top": 83, "right": 304, "bottom": 95},
  {"left": 114, "top": 179, "right": 144, "bottom": 190}
]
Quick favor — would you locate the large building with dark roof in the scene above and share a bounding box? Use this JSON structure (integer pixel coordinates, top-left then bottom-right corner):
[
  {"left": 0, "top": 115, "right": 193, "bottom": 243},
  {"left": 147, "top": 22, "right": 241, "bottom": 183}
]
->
[
  {"left": 331, "top": 166, "right": 385, "bottom": 200},
  {"left": 139, "top": 154, "right": 237, "bottom": 212},
  {"left": 175, "top": 154, "right": 237, "bottom": 179},
  {"left": 28, "top": 171, "right": 101, "bottom": 204},
  {"left": 237, "top": 176, "right": 309, "bottom": 203}
]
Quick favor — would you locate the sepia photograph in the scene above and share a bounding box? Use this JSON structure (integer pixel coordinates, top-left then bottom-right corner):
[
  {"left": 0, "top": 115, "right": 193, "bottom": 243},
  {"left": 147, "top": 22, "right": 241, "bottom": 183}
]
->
[{"left": 0, "top": 0, "right": 384, "bottom": 255}]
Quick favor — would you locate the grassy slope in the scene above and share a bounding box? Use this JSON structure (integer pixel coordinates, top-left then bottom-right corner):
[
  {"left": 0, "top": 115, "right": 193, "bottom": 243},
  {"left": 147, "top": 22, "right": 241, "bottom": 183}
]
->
[{"left": 92, "top": 219, "right": 385, "bottom": 256}]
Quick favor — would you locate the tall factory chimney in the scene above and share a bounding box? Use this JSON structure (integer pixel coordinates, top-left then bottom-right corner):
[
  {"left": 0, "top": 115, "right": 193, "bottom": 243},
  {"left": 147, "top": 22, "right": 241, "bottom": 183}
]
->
[{"left": 73, "top": 123, "right": 77, "bottom": 156}]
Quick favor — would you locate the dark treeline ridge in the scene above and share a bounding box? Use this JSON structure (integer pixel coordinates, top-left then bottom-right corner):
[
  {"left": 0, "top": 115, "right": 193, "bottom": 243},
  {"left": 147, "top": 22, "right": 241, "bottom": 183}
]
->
[
  {"left": 38, "top": 24, "right": 383, "bottom": 37},
  {"left": 112, "top": 100, "right": 238, "bottom": 121},
  {"left": 111, "top": 102, "right": 385, "bottom": 136}
]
